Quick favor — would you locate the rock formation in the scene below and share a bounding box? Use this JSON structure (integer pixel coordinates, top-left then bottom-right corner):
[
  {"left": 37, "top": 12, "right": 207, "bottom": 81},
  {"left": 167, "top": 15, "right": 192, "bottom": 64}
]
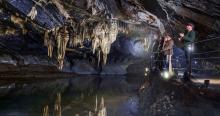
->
[{"left": 0, "top": 0, "right": 162, "bottom": 74}]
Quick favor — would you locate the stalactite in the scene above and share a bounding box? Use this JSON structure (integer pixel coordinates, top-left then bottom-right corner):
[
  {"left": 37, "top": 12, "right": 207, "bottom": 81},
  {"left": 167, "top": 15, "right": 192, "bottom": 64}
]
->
[
  {"left": 77, "top": 35, "right": 83, "bottom": 47},
  {"left": 143, "top": 37, "right": 150, "bottom": 51},
  {"left": 10, "top": 15, "right": 27, "bottom": 35},
  {"left": 48, "top": 32, "right": 55, "bottom": 58},
  {"left": 43, "top": 18, "right": 151, "bottom": 68},
  {"left": 108, "top": 19, "right": 118, "bottom": 43},
  {"left": 92, "top": 23, "right": 102, "bottom": 54},
  {"left": 95, "top": 95, "right": 98, "bottom": 112},
  {"left": 68, "top": 24, "right": 75, "bottom": 48},
  {"left": 100, "top": 33, "right": 109, "bottom": 65},
  {"left": 44, "top": 30, "right": 49, "bottom": 46},
  {"left": 79, "top": 19, "right": 87, "bottom": 43},
  {"left": 27, "top": 5, "right": 38, "bottom": 20},
  {"left": 69, "top": 34, "right": 74, "bottom": 47},
  {"left": 92, "top": 35, "right": 100, "bottom": 54},
  {"left": 97, "top": 50, "right": 101, "bottom": 67},
  {"left": 55, "top": 93, "right": 61, "bottom": 116},
  {"left": 99, "top": 24, "right": 108, "bottom": 64},
  {"left": 1, "top": 0, "right": 165, "bottom": 73},
  {"left": 56, "top": 28, "right": 62, "bottom": 69},
  {"left": 56, "top": 26, "right": 69, "bottom": 70},
  {"left": 44, "top": 30, "right": 55, "bottom": 58},
  {"left": 43, "top": 105, "right": 49, "bottom": 116},
  {"left": 69, "top": 23, "right": 84, "bottom": 48},
  {"left": 118, "top": 21, "right": 129, "bottom": 34},
  {"left": 102, "top": 53, "right": 108, "bottom": 65},
  {"left": 97, "top": 97, "right": 106, "bottom": 116},
  {"left": 91, "top": 19, "right": 118, "bottom": 65},
  {"left": 82, "top": 25, "right": 87, "bottom": 42}
]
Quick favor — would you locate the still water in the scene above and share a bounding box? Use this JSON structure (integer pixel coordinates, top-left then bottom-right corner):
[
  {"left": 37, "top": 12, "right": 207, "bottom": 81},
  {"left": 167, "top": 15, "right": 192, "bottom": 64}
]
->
[{"left": 0, "top": 76, "right": 146, "bottom": 116}]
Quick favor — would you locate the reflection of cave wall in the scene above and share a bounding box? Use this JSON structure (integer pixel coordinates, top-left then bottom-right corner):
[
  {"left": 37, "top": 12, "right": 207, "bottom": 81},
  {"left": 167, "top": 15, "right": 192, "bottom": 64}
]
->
[{"left": 0, "top": 76, "right": 144, "bottom": 97}]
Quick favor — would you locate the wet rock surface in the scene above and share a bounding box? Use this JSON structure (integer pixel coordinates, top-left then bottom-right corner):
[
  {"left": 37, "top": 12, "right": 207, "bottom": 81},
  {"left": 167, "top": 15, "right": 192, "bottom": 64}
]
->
[{"left": 140, "top": 72, "right": 220, "bottom": 116}]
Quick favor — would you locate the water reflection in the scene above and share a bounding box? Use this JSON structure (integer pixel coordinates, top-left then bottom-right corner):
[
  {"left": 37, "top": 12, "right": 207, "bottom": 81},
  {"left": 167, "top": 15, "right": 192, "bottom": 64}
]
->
[{"left": 0, "top": 76, "right": 145, "bottom": 116}]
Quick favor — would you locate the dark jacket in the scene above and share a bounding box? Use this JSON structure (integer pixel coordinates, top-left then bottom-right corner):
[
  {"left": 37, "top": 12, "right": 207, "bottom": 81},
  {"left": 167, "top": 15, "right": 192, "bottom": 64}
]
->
[{"left": 183, "top": 30, "right": 196, "bottom": 47}]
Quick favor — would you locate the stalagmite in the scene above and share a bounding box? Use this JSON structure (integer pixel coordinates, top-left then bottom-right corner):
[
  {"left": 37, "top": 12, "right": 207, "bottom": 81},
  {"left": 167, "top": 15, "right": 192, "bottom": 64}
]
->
[{"left": 27, "top": 5, "right": 38, "bottom": 20}]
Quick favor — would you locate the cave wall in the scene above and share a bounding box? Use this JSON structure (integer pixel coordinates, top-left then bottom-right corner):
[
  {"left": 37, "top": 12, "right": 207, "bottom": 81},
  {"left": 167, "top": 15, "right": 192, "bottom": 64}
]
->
[
  {"left": 142, "top": 0, "right": 220, "bottom": 35},
  {"left": 0, "top": 0, "right": 163, "bottom": 75}
]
